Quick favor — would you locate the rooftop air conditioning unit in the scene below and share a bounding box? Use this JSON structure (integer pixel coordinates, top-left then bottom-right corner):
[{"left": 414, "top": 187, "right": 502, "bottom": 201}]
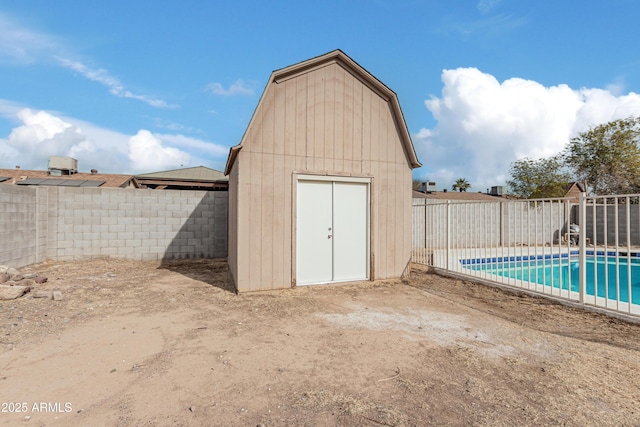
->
[
  {"left": 48, "top": 156, "right": 78, "bottom": 175},
  {"left": 418, "top": 181, "right": 437, "bottom": 193},
  {"left": 490, "top": 186, "right": 505, "bottom": 196}
]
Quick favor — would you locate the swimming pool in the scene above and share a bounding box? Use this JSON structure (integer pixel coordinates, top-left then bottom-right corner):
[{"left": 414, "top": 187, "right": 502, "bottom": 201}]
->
[{"left": 461, "top": 251, "right": 640, "bottom": 305}]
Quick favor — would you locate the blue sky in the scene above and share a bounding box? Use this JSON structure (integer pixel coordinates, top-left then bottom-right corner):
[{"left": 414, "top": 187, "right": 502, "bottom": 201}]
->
[{"left": 2, "top": 0, "right": 640, "bottom": 191}]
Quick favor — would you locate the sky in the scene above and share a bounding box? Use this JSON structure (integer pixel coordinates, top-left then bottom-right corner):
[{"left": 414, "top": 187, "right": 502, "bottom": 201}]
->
[{"left": 2, "top": 1, "right": 640, "bottom": 191}]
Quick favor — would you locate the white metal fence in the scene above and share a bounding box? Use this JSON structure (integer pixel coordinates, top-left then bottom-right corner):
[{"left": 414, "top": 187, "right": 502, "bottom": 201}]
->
[{"left": 412, "top": 194, "right": 640, "bottom": 317}]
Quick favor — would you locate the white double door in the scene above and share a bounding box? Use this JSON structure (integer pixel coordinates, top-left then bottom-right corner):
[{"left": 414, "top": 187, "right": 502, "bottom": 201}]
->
[{"left": 296, "top": 178, "right": 369, "bottom": 285}]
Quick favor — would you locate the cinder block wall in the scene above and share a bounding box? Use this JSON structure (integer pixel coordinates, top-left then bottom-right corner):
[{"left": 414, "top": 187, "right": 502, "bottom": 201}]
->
[
  {"left": 0, "top": 185, "right": 228, "bottom": 267},
  {"left": 583, "top": 205, "right": 640, "bottom": 246},
  {"left": 0, "top": 185, "right": 48, "bottom": 267}
]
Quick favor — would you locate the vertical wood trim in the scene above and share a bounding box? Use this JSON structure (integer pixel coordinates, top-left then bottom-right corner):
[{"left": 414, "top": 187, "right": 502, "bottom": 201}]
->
[
  {"left": 284, "top": 156, "right": 294, "bottom": 287},
  {"left": 290, "top": 171, "right": 298, "bottom": 287}
]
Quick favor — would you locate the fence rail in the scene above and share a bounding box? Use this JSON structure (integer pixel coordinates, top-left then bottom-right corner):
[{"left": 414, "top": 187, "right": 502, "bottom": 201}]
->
[{"left": 412, "top": 194, "right": 640, "bottom": 317}]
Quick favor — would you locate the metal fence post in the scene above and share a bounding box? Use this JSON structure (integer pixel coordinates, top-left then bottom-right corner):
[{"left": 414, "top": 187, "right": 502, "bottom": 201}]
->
[
  {"left": 579, "top": 192, "right": 587, "bottom": 303},
  {"left": 446, "top": 200, "right": 451, "bottom": 271}
]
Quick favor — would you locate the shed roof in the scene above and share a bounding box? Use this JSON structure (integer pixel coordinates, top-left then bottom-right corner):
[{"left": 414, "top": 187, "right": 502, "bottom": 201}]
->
[
  {"left": 135, "top": 166, "right": 227, "bottom": 182},
  {"left": 225, "top": 49, "right": 421, "bottom": 175}
]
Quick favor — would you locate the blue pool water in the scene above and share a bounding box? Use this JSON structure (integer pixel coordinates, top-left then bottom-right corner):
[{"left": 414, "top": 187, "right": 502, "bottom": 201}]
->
[{"left": 461, "top": 252, "right": 640, "bottom": 305}]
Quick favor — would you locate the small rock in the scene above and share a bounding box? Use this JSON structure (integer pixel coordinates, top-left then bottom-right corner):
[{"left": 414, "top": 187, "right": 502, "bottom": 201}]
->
[
  {"left": 0, "top": 265, "right": 7, "bottom": 274},
  {"left": 0, "top": 273, "right": 9, "bottom": 284},
  {"left": 6, "top": 268, "right": 18, "bottom": 278},
  {"left": 16, "top": 279, "right": 35, "bottom": 287},
  {"left": 33, "top": 291, "right": 53, "bottom": 299},
  {"left": 0, "top": 285, "right": 30, "bottom": 300},
  {"left": 189, "top": 406, "right": 196, "bottom": 412},
  {"left": 52, "top": 290, "right": 63, "bottom": 301},
  {"left": 12, "top": 274, "right": 24, "bottom": 282},
  {"left": 22, "top": 273, "right": 37, "bottom": 280},
  {"left": 34, "top": 276, "right": 48, "bottom": 284}
]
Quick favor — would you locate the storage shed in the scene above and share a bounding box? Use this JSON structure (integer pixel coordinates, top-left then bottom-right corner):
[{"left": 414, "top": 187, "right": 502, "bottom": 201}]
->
[{"left": 224, "top": 50, "right": 421, "bottom": 292}]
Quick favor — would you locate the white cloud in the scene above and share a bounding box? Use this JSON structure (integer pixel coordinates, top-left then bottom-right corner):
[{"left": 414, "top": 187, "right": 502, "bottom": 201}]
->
[
  {"left": 127, "top": 130, "right": 191, "bottom": 172},
  {"left": 415, "top": 68, "right": 640, "bottom": 191},
  {"left": 1, "top": 109, "right": 86, "bottom": 168},
  {"left": 55, "top": 57, "right": 177, "bottom": 109},
  {"left": 0, "top": 107, "right": 228, "bottom": 173},
  {"left": 205, "top": 79, "right": 254, "bottom": 96},
  {"left": 477, "top": 0, "right": 503, "bottom": 14},
  {"left": 157, "top": 133, "right": 228, "bottom": 157},
  {"left": 0, "top": 12, "right": 173, "bottom": 108},
  {"left": 0, "top": 12, "right": 58, "bottom": 64}
]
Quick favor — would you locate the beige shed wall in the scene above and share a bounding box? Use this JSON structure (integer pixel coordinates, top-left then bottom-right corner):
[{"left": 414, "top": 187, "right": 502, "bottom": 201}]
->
[
  {"left": 227, "top": 158, "right": 240, "bottom": 288},
  {"left": 232, "top": 62, "right": 412, "bottom": 292}
]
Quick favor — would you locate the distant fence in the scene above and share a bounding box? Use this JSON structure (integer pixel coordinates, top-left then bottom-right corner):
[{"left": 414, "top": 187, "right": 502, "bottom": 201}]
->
[
  {"left": 0, "top": 185, "right": 228, "bottom": 268},
  {"left": 412, "top": 194, "right": 640, "bottom": 317}
]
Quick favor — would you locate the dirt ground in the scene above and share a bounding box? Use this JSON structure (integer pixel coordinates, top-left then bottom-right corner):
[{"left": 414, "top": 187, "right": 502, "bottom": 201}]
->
[{"left": 1, "top": 259, "right": 640, "bottom": 427}]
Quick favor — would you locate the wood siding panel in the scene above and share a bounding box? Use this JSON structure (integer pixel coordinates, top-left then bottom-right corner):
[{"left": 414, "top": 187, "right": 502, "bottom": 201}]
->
[
  {"left": 237, "top": 152, "right": 252, "bottom": 290},
  {"left": 295, "top": 76, "right": 307, "bottom": 158},
  {"left": 306, "top": 72, "right": 316, "bottom": 170},
  {"left": 248, "top": 152, "right": 262, "bottom": 291},
  {"left": 272, "top": 154, "right": 285, "bottom": 289},
  {"left": 333, "top": 65, "right": 345, "bottom": 163},
  {"left": 324, "top": 65, "right": 335, "bottom": 160},
  {"left": 313, "top": 68, "right": 325, "bottom": 164},
  {"left": 352, "top": 80, "right": 363, "bottom": 166},
  {"left": 227, "top": 158, "right": 239, "bottom": 289},
  {"left": 273, "top": 84, "right": 285, "bottom": 155},
  {"left": 284, "top": 80, "right": 297, "bottom": 157},
  {"left": 261, "top": 87, "right": 275, "bottom": 155},
  {"left": 361, "top": 88, "right": 372, "bottom": 164},
  {"left": 261, "top": 153, "right": 274, "bottom": 288}
]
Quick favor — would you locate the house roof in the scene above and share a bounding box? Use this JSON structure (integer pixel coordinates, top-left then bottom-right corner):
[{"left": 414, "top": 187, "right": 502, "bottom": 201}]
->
[
  {"left": 134, "top": 166, "right": 228, "bottom": 190},
  {"left": 413, "top": 190, "right": 501, "bottom": 201},
  {"left": 0, "top": 169, "right": 139, "bottom": 188},
  {"left": 225, "top": 49, "right": 421, "bottom": 175},
  {"left": 135, "top": 166, "right": 228, "bottom": 182}
]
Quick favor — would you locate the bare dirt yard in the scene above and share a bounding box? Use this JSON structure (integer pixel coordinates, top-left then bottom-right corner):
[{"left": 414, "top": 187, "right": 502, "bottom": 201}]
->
[{"left": 1, "top": 259, "right": 640, "bottom": 427}]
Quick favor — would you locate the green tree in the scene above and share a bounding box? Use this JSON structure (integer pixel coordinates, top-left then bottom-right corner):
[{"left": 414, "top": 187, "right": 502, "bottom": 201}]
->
[
  {"left": 412, "top": 179, "right": 423, "bottom": 191},
  {"left": 452, "top": 178, "right": 471, "bottom": 192},
  {"left": 565, "top": 116, "right": 640, "bottom": 195},
  {"left": 507, "top": 155, "right": 572, "bottom": 198}
]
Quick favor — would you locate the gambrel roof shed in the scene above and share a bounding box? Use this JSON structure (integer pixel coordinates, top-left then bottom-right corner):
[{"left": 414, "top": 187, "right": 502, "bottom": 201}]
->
[{"left": 225, "top": 49, "right": 421, "bottom": 292}]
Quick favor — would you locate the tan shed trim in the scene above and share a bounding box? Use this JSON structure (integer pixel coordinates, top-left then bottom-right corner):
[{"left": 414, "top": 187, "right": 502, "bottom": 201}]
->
[{"left": 224, "top": 144, "right": 242, "bottom": 176}]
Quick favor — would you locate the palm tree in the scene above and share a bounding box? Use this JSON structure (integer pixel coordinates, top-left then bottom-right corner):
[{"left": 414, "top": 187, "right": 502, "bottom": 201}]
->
[{"left": 452, "top": 178, "right": 471, "bottom": 192}]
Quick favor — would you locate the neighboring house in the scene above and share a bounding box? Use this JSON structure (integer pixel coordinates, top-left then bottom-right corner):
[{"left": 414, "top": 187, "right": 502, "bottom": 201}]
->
[
  {"left": 0, "top": 168, "right": 139, "bottom": 188},
  {"left": 412, "top": 190, "right": 502, "bottom": 202},
  {"left": 564, "top": 181, "right": 588, "bottom": 202},
  {"left": 135, "top": 166, "right": 228, "bottom": 191},
  {"left": 225, "top": 49, "right": 421, "bottom": 293}
]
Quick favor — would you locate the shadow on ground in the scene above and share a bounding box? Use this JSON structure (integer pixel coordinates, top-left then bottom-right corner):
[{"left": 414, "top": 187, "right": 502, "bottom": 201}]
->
[{"left": 158, "top": 258, "right": 235, "bottom": 293}]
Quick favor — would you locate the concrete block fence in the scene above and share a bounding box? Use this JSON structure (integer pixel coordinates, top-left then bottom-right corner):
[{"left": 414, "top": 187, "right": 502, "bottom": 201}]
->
[
  {"left": 0, "top": 185, "right": 48, "bottom": 267},
  {"left": 1, "top": 185, "right": 228, "bottom": 268}
]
